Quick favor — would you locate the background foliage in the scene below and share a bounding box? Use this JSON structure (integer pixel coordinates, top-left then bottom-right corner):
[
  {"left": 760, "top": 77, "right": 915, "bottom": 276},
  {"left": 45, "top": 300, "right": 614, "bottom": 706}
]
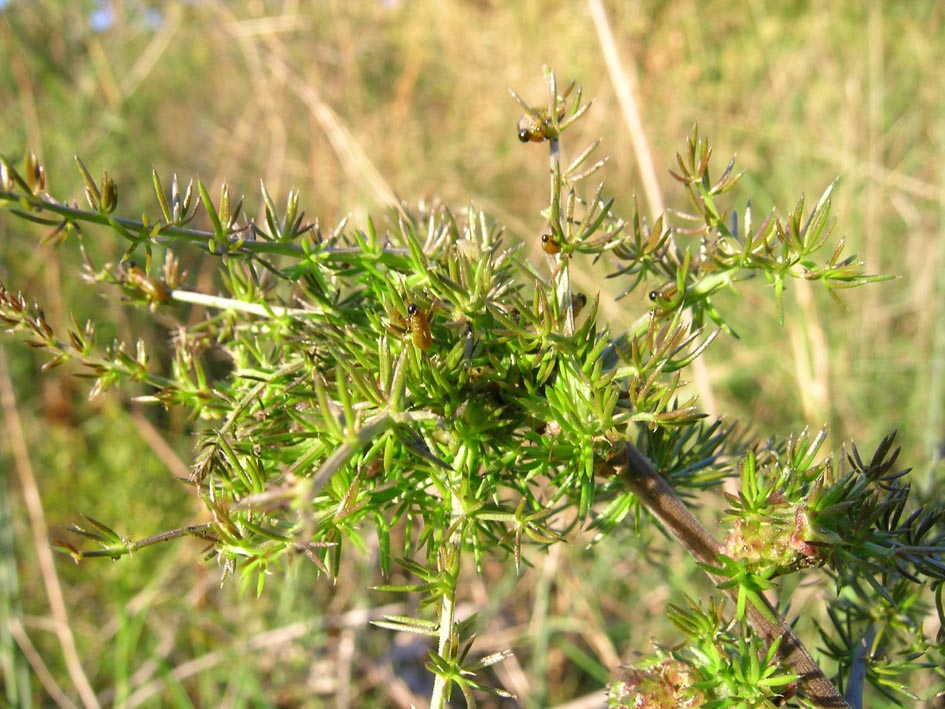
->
[{"left": 1, "top": 1, "right": 943, "bottom": 707}]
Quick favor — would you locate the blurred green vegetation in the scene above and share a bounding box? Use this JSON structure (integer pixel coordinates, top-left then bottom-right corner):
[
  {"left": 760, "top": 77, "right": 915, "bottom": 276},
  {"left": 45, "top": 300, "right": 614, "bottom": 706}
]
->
[{"left": 1, "top": 0, "right": 943, "bottom": 706}]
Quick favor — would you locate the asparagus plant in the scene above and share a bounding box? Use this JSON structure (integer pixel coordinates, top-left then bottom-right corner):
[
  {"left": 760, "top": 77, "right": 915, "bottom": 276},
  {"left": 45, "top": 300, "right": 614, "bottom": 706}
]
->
[{"left": 2, "top": 68, "right": 943, "bottom": 708}]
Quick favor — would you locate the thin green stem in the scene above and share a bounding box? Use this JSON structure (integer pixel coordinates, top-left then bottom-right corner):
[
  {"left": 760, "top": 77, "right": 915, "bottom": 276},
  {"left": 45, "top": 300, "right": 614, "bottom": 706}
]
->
[
  {"left": 169, "top": 289, "right": 328, "bottom": 317},
  {"left": 430, "top": 533, "right": 462, "bottom": 709},
  {"left": 545, "top": 76, "right": 573, "bottom": 336},
  {"left": 0, "top": 189, "right": 413, "bottom": 266}
]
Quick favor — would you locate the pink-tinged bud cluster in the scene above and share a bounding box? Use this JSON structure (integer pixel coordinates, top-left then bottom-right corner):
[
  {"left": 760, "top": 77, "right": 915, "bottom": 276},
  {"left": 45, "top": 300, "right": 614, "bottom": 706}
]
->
[
  {"left": 609, "top": 660, "right": 705, "bottom": 709},
  {"left": 723, "top": 501, "right": 820, "bottom": 574}
]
